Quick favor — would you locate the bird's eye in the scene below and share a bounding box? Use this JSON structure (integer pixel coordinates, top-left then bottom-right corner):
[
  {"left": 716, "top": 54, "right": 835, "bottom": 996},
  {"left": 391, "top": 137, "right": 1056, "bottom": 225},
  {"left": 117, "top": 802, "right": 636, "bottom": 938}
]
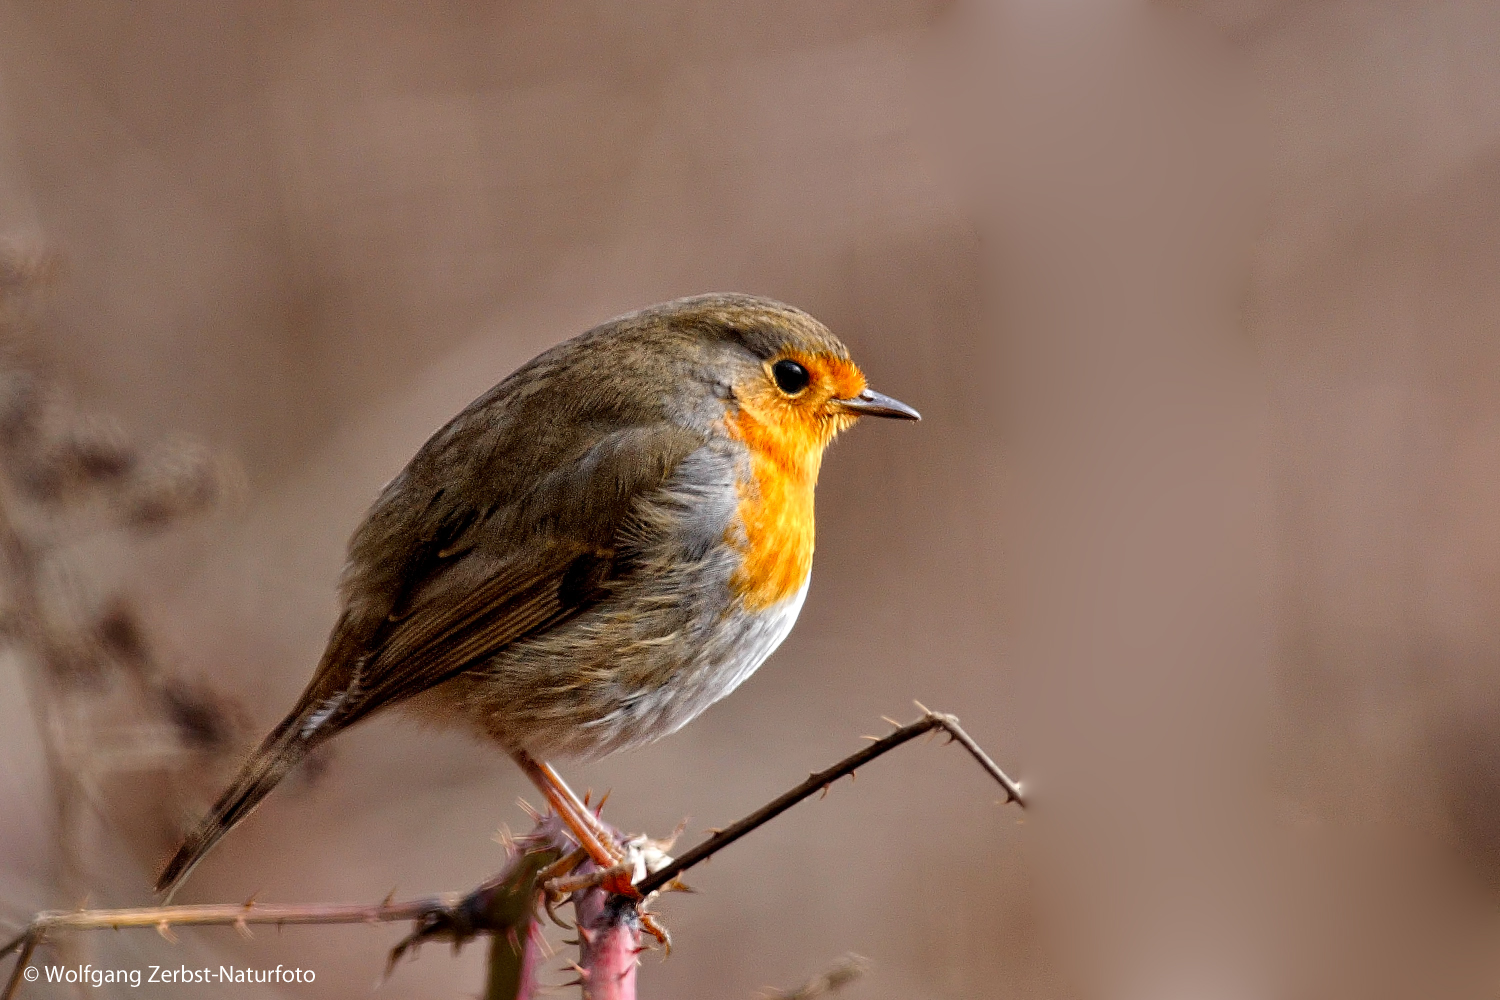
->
[{"left": 772, "top": 359, "right": 811, "bottom": 395}]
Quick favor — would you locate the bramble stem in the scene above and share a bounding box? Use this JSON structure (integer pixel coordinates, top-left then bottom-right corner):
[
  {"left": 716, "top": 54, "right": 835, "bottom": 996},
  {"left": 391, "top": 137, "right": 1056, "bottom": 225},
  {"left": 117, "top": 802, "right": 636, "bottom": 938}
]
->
[
  {"left": 3, "top": 898, "right": 444, "bottom": 947},
  {"left": 636, "top": 709, "right": 1022, "bottom": 896},
  {"left": 1, "top": 707, "right": 1021, "bottom": 1000}
]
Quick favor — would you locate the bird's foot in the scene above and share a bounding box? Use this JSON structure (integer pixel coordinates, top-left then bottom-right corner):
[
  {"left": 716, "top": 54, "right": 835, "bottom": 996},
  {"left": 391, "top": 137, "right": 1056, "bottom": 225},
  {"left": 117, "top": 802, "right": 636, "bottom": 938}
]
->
[
  {"left": 638, "top": 909, "right": 671, "bottom": 953},
  {"left": 542, "top": 858, "right": 636, "bottom": 905},
  {"left": 540, "top": 831, "right": 678, "bottom": 901},
  {"left": 537, "top": 828, "right": 685, "bottom": 950},
  {"left": 515, "top": 753, "right": 691, "bottom": 952}
]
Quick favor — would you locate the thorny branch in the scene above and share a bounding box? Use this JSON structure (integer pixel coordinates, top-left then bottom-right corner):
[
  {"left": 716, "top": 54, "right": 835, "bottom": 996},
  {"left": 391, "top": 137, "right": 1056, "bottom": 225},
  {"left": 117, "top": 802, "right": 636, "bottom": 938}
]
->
[
  {"left": 637, "top": 707, "right": 1023, "bottom": 896},
  {"left": 1, "top": 707, "right": 1024, "bottom": 999}
]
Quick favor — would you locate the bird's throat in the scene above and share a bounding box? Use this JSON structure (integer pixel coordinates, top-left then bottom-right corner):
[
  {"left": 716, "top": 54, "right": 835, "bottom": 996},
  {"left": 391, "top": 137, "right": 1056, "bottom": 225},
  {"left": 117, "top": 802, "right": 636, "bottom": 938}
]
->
[{"left": 724, "top": 409, "right": 822, "bottom": 612}]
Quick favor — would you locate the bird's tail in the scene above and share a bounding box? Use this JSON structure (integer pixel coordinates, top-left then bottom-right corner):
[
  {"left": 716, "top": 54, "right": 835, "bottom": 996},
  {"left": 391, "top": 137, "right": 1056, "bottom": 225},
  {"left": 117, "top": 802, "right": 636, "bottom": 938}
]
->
[{"left": 155, "top": 707, "right": 322, "bottom": 900}]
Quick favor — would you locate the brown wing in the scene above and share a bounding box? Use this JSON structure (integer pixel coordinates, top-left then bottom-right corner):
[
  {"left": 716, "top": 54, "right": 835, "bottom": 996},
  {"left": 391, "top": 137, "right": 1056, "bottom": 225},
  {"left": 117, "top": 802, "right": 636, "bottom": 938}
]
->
[
  {"left": 325, "top": 548, "right": 595, "bottom": 728},
  {"left": 155, "top": 418, "right": 705, "bottom": 897},
  {"left": 297, "top": 417, "right": 707, "bottom": 736}
]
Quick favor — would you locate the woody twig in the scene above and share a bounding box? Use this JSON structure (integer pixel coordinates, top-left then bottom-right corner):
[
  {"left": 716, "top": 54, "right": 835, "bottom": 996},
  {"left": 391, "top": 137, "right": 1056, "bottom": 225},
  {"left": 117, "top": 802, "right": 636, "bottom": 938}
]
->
[
  {"left": 1, "top": 708, "right": 1023, "bottom": 1000},
  {"left": 637, "top": 707, "right": 1023, "bottom": 896}
]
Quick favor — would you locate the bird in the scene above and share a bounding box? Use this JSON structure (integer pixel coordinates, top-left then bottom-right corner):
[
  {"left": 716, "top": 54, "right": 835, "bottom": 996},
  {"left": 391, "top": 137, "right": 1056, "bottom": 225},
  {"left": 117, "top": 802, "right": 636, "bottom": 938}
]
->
[{"left": 155, "top": 292, "right": 919, "bottom": 907}]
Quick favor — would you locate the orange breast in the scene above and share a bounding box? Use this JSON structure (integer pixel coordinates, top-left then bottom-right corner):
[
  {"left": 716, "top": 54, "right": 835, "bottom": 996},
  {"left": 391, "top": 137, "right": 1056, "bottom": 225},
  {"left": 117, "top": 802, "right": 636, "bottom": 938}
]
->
[{"left": 724, "top": 408, "right": 821, "bottom": 612}]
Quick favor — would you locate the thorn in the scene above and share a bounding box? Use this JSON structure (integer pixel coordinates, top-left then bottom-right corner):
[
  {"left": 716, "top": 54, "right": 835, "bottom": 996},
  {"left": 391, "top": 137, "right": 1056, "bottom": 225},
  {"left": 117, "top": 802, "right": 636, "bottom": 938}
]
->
[
  {"left": 559, "top": 979, "right": 585, "bottom": 989},
  {"left": 517, "top": 796, "right": 540, "bottom": 820},
  {"left": 819, "top": 784, "right": 830, "bottom": 799},
  {"left": 913, "top": 699, "right": 932, "bottom": 715},
  {"left": 881, "top": 715, "right": 902, "bottom": 727},
  {"left": 583, "top": 788, "right": 593, "bottom": 807},
  {"left": 576, "top": 926, "right": 596, "bottom": 945},
  {"left": 156, "top": 921, "right": 178, "bottom": 944},
  {"left": 663, "top": 877, "right": 696, "bottom": 894},
  {"left": 562, "top": 937, "right": 580, "bottom": 946},
  {"left": 242, "top": 891, "right": 260, "bottom": 909},
  {"left": 595, "top": 789, "right": 611, "bottom": 816},
  {"left": 566, "top": 962, "right": 589, "bottom": 979},
  {"left": 850, "top": 770, "right": 856, "bottom": 781},
  {"left": 381, "top": 887, "right": 398, "bottom": 908},
  {"left": 861, "top": 735, "right": 880, "bottom": 742},
  {"left": 656, "top": 817, "right": 689, "bottom": 852},
  {"left": 704, "top": 827, "right": 723, "bottom": 836},
  {"left": 233, "top": 917, "right": 253, "bottom": 940}
]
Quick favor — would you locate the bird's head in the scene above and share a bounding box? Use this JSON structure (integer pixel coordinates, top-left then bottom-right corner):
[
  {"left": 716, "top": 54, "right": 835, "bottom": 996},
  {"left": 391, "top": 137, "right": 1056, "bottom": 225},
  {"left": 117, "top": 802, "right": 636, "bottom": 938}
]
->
[{"left": 649, "top": 294, "right": 920, "bottom": 475}]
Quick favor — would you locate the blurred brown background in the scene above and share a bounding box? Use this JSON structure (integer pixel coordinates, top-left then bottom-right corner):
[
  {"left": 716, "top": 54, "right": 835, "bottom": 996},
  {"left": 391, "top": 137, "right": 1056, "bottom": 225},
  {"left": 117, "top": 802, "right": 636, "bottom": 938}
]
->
[{"left": 4, "top": 1, "right": 1500, "bottom": 998}]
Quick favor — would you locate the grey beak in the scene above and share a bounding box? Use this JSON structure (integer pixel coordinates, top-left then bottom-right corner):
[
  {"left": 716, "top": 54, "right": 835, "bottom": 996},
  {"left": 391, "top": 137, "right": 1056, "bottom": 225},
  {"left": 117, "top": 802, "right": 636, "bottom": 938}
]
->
[{"left": 835, "top": 388, "right": 921, "bottom": 421}]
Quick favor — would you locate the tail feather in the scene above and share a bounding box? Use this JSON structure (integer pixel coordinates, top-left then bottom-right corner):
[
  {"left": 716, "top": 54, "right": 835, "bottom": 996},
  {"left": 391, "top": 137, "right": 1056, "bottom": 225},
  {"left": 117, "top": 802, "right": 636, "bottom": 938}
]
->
[{"left": 156, "top": 713, "right": 316, "bottom": 900}]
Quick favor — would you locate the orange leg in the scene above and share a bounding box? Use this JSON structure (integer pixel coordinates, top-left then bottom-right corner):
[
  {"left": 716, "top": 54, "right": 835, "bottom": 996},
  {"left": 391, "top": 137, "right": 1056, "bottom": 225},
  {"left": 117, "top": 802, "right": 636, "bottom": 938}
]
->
[
  {"left": 513, "top": 752, "right": 677, "bottom": 949},
  {"left": 512, "top": 752, "right": 638, "bottom": 897}
]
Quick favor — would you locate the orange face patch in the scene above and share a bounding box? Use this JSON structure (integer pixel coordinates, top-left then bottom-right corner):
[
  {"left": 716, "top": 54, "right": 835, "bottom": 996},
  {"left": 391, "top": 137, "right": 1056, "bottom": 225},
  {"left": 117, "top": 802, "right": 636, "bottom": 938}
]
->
[{"left": 724, "top": 352, "right": 867, "bottom": 611}]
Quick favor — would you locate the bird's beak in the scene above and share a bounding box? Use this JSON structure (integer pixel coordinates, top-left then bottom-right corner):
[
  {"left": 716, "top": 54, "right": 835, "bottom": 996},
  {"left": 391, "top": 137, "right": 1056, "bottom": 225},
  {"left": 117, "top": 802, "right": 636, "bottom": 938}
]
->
[{"left": 834, "top": 388, "right": 921, "bottom": 421}]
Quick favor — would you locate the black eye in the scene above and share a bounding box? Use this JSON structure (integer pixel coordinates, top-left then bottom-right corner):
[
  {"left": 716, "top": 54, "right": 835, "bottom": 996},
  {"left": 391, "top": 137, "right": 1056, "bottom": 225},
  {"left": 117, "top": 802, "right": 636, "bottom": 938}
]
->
[{"left": 772, "top": 359, "right": 811, "bottom": 395}]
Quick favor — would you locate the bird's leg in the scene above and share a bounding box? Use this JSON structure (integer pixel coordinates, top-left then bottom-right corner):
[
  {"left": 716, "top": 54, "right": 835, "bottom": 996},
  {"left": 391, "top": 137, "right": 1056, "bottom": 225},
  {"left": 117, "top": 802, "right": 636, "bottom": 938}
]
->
[
  {"left": 512, "top": 752, "right": 676, "bottom": 948},
  {"left": 512, "top": 752, "right": 639, "bottom": 898}
]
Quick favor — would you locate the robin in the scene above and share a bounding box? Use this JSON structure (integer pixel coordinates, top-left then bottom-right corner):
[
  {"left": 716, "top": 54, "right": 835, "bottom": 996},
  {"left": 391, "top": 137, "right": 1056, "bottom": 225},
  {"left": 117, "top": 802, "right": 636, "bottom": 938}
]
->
[{"left": 156, "top": 293, "right": 919, "bottom": 912}]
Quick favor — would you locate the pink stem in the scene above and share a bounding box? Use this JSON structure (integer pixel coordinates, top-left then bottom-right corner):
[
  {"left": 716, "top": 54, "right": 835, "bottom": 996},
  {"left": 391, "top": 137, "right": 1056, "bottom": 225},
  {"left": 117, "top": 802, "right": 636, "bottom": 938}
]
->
[
  {"left": 573, "top": 889, "right": 640, "bottom": 1000},
  {"left": 512, "top": 922, "right": 549, "bottom": 1000}
]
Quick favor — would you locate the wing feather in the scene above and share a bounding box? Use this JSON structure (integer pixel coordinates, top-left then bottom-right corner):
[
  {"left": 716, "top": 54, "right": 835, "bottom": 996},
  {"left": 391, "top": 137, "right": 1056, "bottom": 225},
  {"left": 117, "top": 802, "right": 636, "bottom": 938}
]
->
[{"left": 298, "top": 419, "right": 706, "bottom": 735}]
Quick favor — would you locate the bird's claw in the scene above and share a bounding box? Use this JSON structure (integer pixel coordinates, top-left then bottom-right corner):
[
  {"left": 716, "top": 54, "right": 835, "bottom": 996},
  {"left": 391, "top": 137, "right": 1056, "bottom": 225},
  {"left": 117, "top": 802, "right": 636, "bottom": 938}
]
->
[
  {"left": 535, "top": 847, "right": 588, "bottom": 927},
  {"left": 543, "top": 860, "right": 642, "bottom": 902},
  {"left": 518, "top": 778, "right": 685, "bottom": 958},
  {"left": 534, "top": 825, "right": 682, "bottom": 954},
  {"left": 638, "top": 909, "right": 671, "bottom": 954}
]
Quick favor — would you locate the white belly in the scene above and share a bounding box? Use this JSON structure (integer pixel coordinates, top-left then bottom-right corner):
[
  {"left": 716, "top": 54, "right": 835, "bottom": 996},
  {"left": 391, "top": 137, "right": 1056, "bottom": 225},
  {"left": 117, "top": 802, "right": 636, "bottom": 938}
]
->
[{"left": 568, "top": 574, "right": 811, "bottom": 758}]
